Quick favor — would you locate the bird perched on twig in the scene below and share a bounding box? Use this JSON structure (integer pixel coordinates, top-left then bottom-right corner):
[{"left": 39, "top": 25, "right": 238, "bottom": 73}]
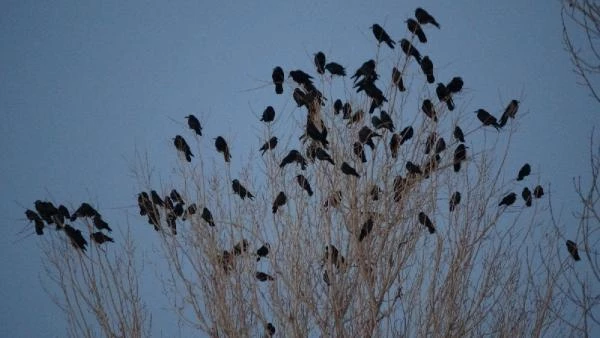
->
[
  {"left": 371, "top": 24, "right": 395, "bottom": 49},
  {"left": 272, "top": 66, "right": 284, "bottom": 94},
  {"left": 185, "top": 115, "right": 202, "bottom": 135},
  {"left": 406, "top": 18, "right": 427, "bottom": 43},
  {"left": 215, "top": 136, "right": 231, "bottom": 162},
  {"left": 415, "top": 7, "right": 440, "bottom": 28},
  {"left": 173, "top": 135, "right": 193, "bottom": 162},
  {"left": 232, "top": 179, "right": 254, "bottom": 200},
  {"left": 259, "top": 137, "right": 278, "bottom": 155}
]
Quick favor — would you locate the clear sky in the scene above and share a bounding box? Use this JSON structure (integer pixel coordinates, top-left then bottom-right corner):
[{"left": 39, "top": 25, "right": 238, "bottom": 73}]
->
[{"left": 1, "top": 0, "right": 597, "bottom": 336}]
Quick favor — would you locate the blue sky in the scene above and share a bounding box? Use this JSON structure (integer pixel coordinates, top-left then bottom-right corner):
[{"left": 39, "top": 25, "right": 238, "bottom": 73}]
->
[{"left": 1, "top": 0, "right": 598, "bottom": 336}]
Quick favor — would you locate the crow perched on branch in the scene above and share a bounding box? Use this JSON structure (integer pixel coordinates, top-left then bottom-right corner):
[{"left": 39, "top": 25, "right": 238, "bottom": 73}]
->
[
  {"left": 91, "top": 232, "right": 114, "bottom": 245},
  {"left": 353, "top": 142, "right": 367, "bottom": 163},
  {"left": 436, "top": 83, "right": 455, "bottom": 111},
  {"left": 415, "top": 7, "right": 440, "bottom": 28},
  {"left": 522, "top": 187, "right": 532, "bottom": 207},
  {"left": 499, "top": 193, "right": 517, "bottom": 207},
  {"left": 173, "top": 135, "right": 193, "bottom": 162},
  {"left": 314, "top": 52, "right": 326, "bottom": 74},
  {"left": 280, "top": 150, "right": 308, "bottom": 170},
  {"left": 185, "top": 115, "right": 202, "bottom": 136},
  {"left": 93, "top": 215, "right": 112, "bottom": 232},
  {"left": 454, "top": 144, "right": 467, "bottom": 172},
  {"left": 499, "top": 99, "right": 519, "bottom": 127},
  {"left": 232, "top": 179, "right": 254, "bottom": 200},
  {"left": 256, "top": 244, "right": 270, "bottom": 261},
  {"left": 399, "top": 126, "right": 414, "bottom": 145},
  {"left": 272, "top": 66, "right": 284, "bottom": 94},
  {"left": 359, "top": 218, "right": 374, "bottom": 241},
  {"left": 296, "top": 175, "right": 313, "bottom": 196},
  {"left": 418, "top": 212, "right": 436, "bottom": 234},
  {"left": 420, "top": 56, "right": 435, "bottom": 83},
  {"left": 447, "top": 76, "right": 464, "bottom": 93},
  {"left": 475, "top": 109, "right": 500, "bottom": 130},
  {"left": 201, "top": 207, "right": 215, "bottom": 227},
  {"left": 454, "top": 125, "right": 465, "bottom": 143},
  {"left": 325, "top": 62, "right": 346, "bottom": 76},
  {"left": 406, "top": 18, "right": 427, "bottom": 43},
  {"left": 392, "top": 67, "right": 406, "bottom": 91},
  {"left": 400, "top": 39, "right": 422, "bottom": 63},
  {"left": 289, "top": 70, "right": 314, "bottom": 87},
  {"left": 260, "top": 106, "right": 275, "bottom": 123},
  {"left": 371, "top": 24, "right": 395, "bottom": 49},
  {"left": 533, "top": 185, "right": 544, "bottom": 198},
  {"left": 260, "top": 137, "right": 278, "bottom": 155},
  {"left": 64, "top": 224, "right": 87, "bottom": 251},
  {"left": 215, "top": 136, "right": 232, "bottom": 162},
  {"left": 341, "top": 162, "right": 360, "bottom": 178},
  {"left": 449, "top": 192, "right": 461, "bottom": 212},
  {"left": 422, "top": 99, "right": 437, "bottom": 122}
]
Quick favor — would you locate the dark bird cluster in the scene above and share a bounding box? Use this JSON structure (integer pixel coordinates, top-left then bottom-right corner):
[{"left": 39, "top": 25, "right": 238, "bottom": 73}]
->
[{"left": 136, "top": 189, "right": 199, "bottom": 234}]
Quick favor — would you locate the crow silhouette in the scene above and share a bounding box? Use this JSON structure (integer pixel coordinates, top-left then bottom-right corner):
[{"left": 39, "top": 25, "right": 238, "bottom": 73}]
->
[
  {"left": 499, "top": 99, "right": 519, "bottom": 127},
  {"left": 91, "top": 232, "right": 114, "bottom": 244},
  {"left": 93, "top": 215, "right": 112, "bottom": 232},
  {"left": 566, "top": 240, "right": 581, "bottom": 261},
  {"left": 185, "top": 114, "right": 202, "bottom": 136},
  {"left": 522, "top": 187, "right": 532, "bottom": 207},
  {"left": 256, "top": 272, "right": 275, "bottom": 282},
  {"left": 261, "top": 106, "right": 275, "bottom": 122},
  {"left": 341, "top": 162, "right": 360, "bottom": 177},
  {"left": 446, "top": 76, "right": 464, "bottom": 93},
  {"left": 418, "top": 212, "right": 436, "bottom": 234},
  {"left": 533, "top": 185, "right": 544, "bottom": 198},
  {"left": 371, "top": 24, "right": 395, "bottom": 49},
  {"left": 215, "top": 136, "right": 232, "bottom": 162},
  {"left": 359, "top": 126, "right": 381, "bottom": 150},
  {"left": 296, "top": 175, "right": 313, "bottom": 196},
  {"left": 151, "top": 190, "right": 164, "bottom": 207},
  {"left": 434, "top": 137, "right": 446, "bottom": 154},
  {"left": 422, "top": 99, "right": 437, "bottom": 122},
  {"left": 420, "top": 56, "right": 434, "bottom": 83},
  {"left": 436, "top": 83, "right": 455, "bottom": 111},
  {"left": 399, "top": 126, "right": 414, "bottom": 145},
  {"left": 475, "top": 109, "right": 500, "bottom": 130},
  {"left": 289, "top": 69, "right": 314, "bottom": 87},
  {"left": 454, "top": 144, "right": 467, "bottom": 172},
  {"left": 415, "top": 7, "right": 440, "bottom": 28},
  {"left": 314, "top": 51, "right": 326, "bottom": 74},
  {"left": 260, "top": 137, "right": 278, "bottom": 155},
  {"left": 499, "top": 192, "right": 517, "bottom": 207},
  {"left": 449, "top": 191, "right": 461, "bottom": 212},
  {"left": 280, "top": 150, "right": 307, "bottom": 170},
  {"left": 232, "top": 179, "right": 254, "bottom": 200},
  {"left": 406, "top": 18, "right": 427, "bottom": 43},
  {"left": 333, "top": 99, "right": 343, "bottom": 115},
  {"left": 352, "top": 59, "right": 376, "bottom": 83},
  {"left": 170, "top": 189, "right": 184, "bottom": 204},
  {"left": 390, "top": 133, "right": 400, "bottom": 158},
  {"left": 400, "top": 39, "right": 422, "bottom": 63},
  {"left": 64, "top": 224, "right": 87, "bottom": 251},
  {"left": 325, "top": 62, "right": 346, "bottom": 76},
  {"left": 272, "top": 66, "right": 284, "bottom": 94},
  {"left": 517, "top": 163, "right": 531, "bottom": 181},
  {"left": 173, "top": 135, "right": 193, "bottom": 162},
  {"left": 71, "top": 202, "right": 99, "bottom": 221},
  {"left": 454, "top": 125, "right": 465, "bottom": 143},
  {"left": 201, "top": 207, "right": 215, "bottom": 227},
  {"left": 256, "top": 243, "right": 270, "bottom": 261},
  {"left": 392, "top": 67, "right": 406, "bottom": 91},
  {"left": 406, "top": 161, "right": 423, "bottom": 175},
  {"left": 359, "top": 218, "right": 374, "bottom": 241}
]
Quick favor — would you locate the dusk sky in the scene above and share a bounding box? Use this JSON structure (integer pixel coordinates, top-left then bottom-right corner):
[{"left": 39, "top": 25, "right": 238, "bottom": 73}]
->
[{"left": 1, "top": 1, "right": 598, "bottom": 336}]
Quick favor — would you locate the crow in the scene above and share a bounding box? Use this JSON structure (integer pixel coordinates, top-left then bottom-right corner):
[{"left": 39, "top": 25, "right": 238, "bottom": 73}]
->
[
  {"left": 533, "top": 185, "right": 544, "bottom": 198},
  {"left": 256, "top": 243, "right": 270, "bottom": 261},
  {"left": 454, "top": 144, "right": 467, "bottom": 172},
  {"left": 164, "top": 196, "right": 174, "bottom": 210},
  {"left": 173, "top": 203, "right": 184, "bottom": 217},
  {"left": 359, "top": 126, "right": 381, "bottom": 150},
  {"left": 166, "top": 213, "right": 177, "bottom": 234},
  {"left": 261, "top": 106, "right": 275, "bottom": 122},
  {"left": 272, "top": 66, "right": 284, "bottom": 94},
  {"left": 425, "top": 132, "right": 438, "bottom": 154},
  {"left": 233, "top": 239, "right": 249, "bottom": 256},
  {"left": 293, "top": 88, "right": 307, "bottom": 107},
  {"left": 296, "top": 175, "right": 313, "bottom": 196},
  {"left": 173, "top": 135, "right": 193, "bottom": 162},
  {"left": 476, "top": 109, "right": 500, "bottom": 130},
  {"left": 280, "top": 150, "right": 307, "bottom": 170},
  {"left": 186, "top": 203, "right": 197, "bottom": 216},
  {"left": 454, "top": 125, "right": 465, "bottom": 143},
  {"left": 306, "top": 118, "right": 329, "bottom": 147},
  {"left": 422, "top": 99, "right": 437, "bottom": 122},
  {"left": 341, "top": 162, "right": 360, "bottom": 177},
  {"left": 390, "top": 133, "right": 400, "bottom": 158},
  {"left": 57, "top": 205, "right": 71, "bottom": 222},
  {"left": 347, "top": 109, "right": 364, "bottom": 126},
  {"left": 399, "top": 126, "right": 414, "bottom": 145},
  {"left": 517, "top": 163, "right": 531, "bottom": 181},
  {"left": 420, "top": 56, "right": 434, "bottom": 83},
  {"left": 256, "top": 272, "right": 275, "bottom": 282},
  {"left": 325, "top": 62, "right": 346, "bottom": 76},
  {"left": 201, "top": 207, "right": 215, "bottom": 227},
  {"left": 260, "top": 137, "right": 278, "bottom": 155},
  {"left": 342, "top": 102, "right": 352, "bottom": 119},
  {"left": 434, "top": 137, "right": 446, "bottom": 154},
  {"left": 34, "top": 200, "right": 58, "bottom": 224},
  {"left": 90, "top": 232, "right": 114, "bottom": 244},
  {"left": 25, "top": 209, "right": 45, "bottom": 235},
  {"left": 379, "top": 111, "right": 395, "bottom": 132},
  {"left": 418, "top": 212, "right": 436, "bottom": 234},
  {"left": 333, "top": 99, "right": 343, "bottom": 115},
  {"left": 406, "top": 18, "right": 427, "bottom": 43},
  {"left": 499, "top": 99, "right": 519, "bottom": 127},
  {"left": 137, "top": 192, "right": 150, "bottom": 216},
  {"left": 266, "top": 323, "right": 276, "bottom": 337},
  {"left": 446, "top": 76, "right": 464, "bottom": 93},
  {"left": 314, "top": 52, "right": 326, "bottom": 74},
  {"left": 371, "top": 24, "right": 395, "bottom": 49},
  {"left": 185, "top": 114, "right": 202, "bottom": 136},
  {"left": 415, "top": 7, "right": 440, "bottom": 28},
  {"left": 352, "top": 59, "right": 376, "bottom": 83},
  {"left": 392, "top": 67, "right": 406, "bottom": 91},
  {"left": 400, "top": 39, "right": 422, "bottom": 63},
  {"left": 215, "top": 136, "right": 232, "bottom": 162},
  {"left": 436, "top": 83, "right": 455, "bottom": 111},
  {"left": 232, "top": 179, "right": 254, "bottom": 200},
  {"left": 93, "top": 215, "right": 112, "bottom": 232},
  {"left": 71, "top": 202, "right": 99, "bottom": 221},
  {"left": 64, "top": 224, "right": 87, "bottom": 251},
  {"left": 406, "top": 161, "right": 423, "bottom": 175},
  {"left": 315, "top": 147, "right": 335, "bottom": 165},
  {"left": 323, "top": 244, "right": 345, "bottom": 269},
  {"left": 359, "top": 218, "right": 374, "bottom": 241},
  {"left": 449, "top": 191, "right": 461, "bottom": 212},
  {"left": 499, "top": 192, "right": 517, "bottom": 207},
  {"left": 289, "top": 70, "right": 314, "bottom": 87},
  {"left": 393, "top": 176, "right": 407, "bottom": 202},
  {"left": 522, "top": 187, "right": 532, "bottom": 207},
  {"left": 170, "top": 189, "right": 184, "bottom": 204},
  {"left": 151, "top": 190, "right": 164, "bottom": 207},
  {"left": 353, "top": 142, "right": 367, "bottom": 163},
  {"left": 566, "top": 240, "right": 581, "bottom": 261}
]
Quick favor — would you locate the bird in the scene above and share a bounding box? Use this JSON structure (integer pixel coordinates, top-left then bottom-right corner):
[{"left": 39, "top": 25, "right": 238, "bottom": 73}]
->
[
  {"left": 566, "top": 240, "right": 581, "bottom": 261},
  {"left": 289, "top": 70, "right": 314, "bottom": 87},
  {"left": 34, "top": 200, "right": 58, "bottom": 224},
  {"left": 71, "top": 202, "right": 99, "bottom": 221},
  {"left": 353, "top": 142, "right": 367, "bottom": 163},
  {"left": 314, "top": 51, "right": 326, "bottom": 74},
  {"left": 392, "top": 67, "right": 406, "bottom": 91},
  {"left": 421, "top": 99, "right": 437, "bottom": 122},
  {"left": 280, "top": 150, "right": 307, "bottom": 170},
  {"left": 454, "top": 144, "right": 467, "bottom": 172},
  {"left": 325, "top": 62, "right": 346, "bottom": 76},
  {"left": 399, "top": 126, "right": 414, "bottom": 145},
  {"left": 323, "top": 244, "right": 345, "bottom": 269},
  {"left": 259, "top": 137, "right": 278, "bottom": 155},
  {"left": 296, "top": 175, "right": 313, "bottom": 196},
  {"left": 261, "top": 106, "right": 275, "bottom": 122},
  {"left": 272, "top": 191, "right": 287, "bottom": 214},
  {"left": 347, "top": 109, "right": 364, "bottom": 126},
  {"left": 151, "top": 190, "right": 164, "bottom": 207},
  {"left": 454, "top": 125, "right": 465, "bottom": 143},
  {"left": 173, "top": 135, "right": 193, "bottom": 162},
  {"left": 185, "top": 115, "right": 202, "bottom": 136},
  {"left": 425, "top": 132, "right": 438, "bottom": 154},
  {"left": 293, "top": 88, "right": 307, "bottom": 107},
  {"left": 232, "top": 179, "right": 254, "bottom": 200},
  {"left": 201, "top": 207, "right": 215, "bottom": 227},
  {"left": 517, "top": 163, "right": 531, "bottom": 181},
  {"left": 371, "top": 24, "right": 395, "bottom": 49},
  {"left": 233, "top": 239, "right": 249, "bottom": 256},
  {"left": 186, "top": 203, "right": 197, "bottom": 217},
  {"left": 333, "top": 99, "right": 343, "bottom": 115},
  {"left": 173, "top": 202, "right": 184, "bottom": 217},
  {"left": 436, "top": 83, "right": 455, "bottom": 111},
  {"left": 393, "top": 176, "right": 407, "bottom": 202},
  {"left": 499, "top": 192, "right": 517, "bottom": 207},
  {"left": 359, "top": 126, "right": 381, "bottom": 150},
  {"left": 415, "top": 7, "right": 440, "bottom": 28},
  {"left": 64, "top": 224, "right": 88, "bottom": 251},
  {"left": 390, "top": 134, "right": 400, "bottom": 159},
  {"left": 256, "top": 272, "right": 275, "bottom": 282},
  {"left": 341, "top": 162, "right": 360, "bottom": 177},
  {"left": 499, "top": 99, "right": 519, "bottom": 127},
  {"left": 256, "top": 243, "right": 270, "bottom": 261},
  {"left": 379, "top": 111, "right": 395, "bottom": 132},
  {"left": 323, "top": 191, "right": 342, "bottom": 209},
  {"left": 446, "top": 77, "right": 464, "bottom": 93},
  {"left": 214, "top": 136, "right": 231, "bottom": 162},
  {"left": 406, "top": 18, "right": 427, "bottom": 43},
  {"left": 57, "top": 205, "right": 71, "bottom": 222},
  {"left": 418, "top": 212, "right": 436, "bottom": 234},
  {"left": 359, "top": 218, "right": 374, "bottom": 241},
  {"left": 522, "top": 187, "right": 532, "bottom": 207},
  {"left": 533, "top": 185, "right": 544, "bottom": 198},
  {"left": 314, "top": 146, "right": 335, "bottom": 165},
  {"left": 93, "top": 215, "right": 112, "bottom": 232},
  {"left": 90, "top": 232, "right": 114, "bottom": 244},
  {"left": 449, "top": 191, "right": 461, "bottom": 212},
  {"left": 272, "top": 66, "right": 284, "bottom": 94},
  {"left": 266, "top": 323, "right": 276, "bottom": 337},
  {"left": 342, "top": 102, "right": 352, "bottom": 119},
  {"left": 25, "top": 209, "right": 45, "bottom": 235},
  {"left": 170, "top": 189, "right": 184, "bottom": 204},
  {"left": 434, "top": 137, "right": 446, "bottom": 154},
  {"left": 420, "top": 56, "right": 435, "bottom": 83},
  {"left": 475, "top": 109, "right": 500, "bottom": 130},
  {"left": 406, "top": 161, "right": 423, "bottom": 175},
  {"left": 352, "top": 59, "right": 376, "bottom": 83},
  {"left": 400, "top": 39, "right": 422, "bottom": 63},
  {"left": 306, "top": 118, "right": 329, "bottom": 147}
]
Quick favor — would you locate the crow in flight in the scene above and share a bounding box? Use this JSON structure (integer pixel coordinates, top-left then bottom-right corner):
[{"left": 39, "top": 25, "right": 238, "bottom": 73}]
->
[
  {"left": 214, "top": 136, "right": 231, "bottom": 162},
  {"left": 280, "top": 150, "right": 307, "bottom": 170},
  {"left": 353, "top": 142, "right": 367, "bottom": 163},
  {"left": 436, "top": 83, "right": 455, "bottom": 111},
  {"left": 232, "top": 179, "right": 254, "bottom": 200},
  {"left": 418, "top": 212, "right": 436, "bottom": 234},
  {"left": 499, "top": 99, "right": 519, "bottom": 127},
  {"left": 533, "top": 185, "right": 544, "bottom": 198},
  {"left": 476, "top": 109, "right": 500, "bottom": 130},
  {"left": 260, "top": 137, "right": 278, "bottom": 155},
  {"left": 371, "top": 24, "right": 395, "bottom": 49},
  {"left": 566, "top": 240, "right": 581, "bottom": 261},
  {"left": 517, "top": 163, "right": 531, "bottom": 181},
  {"left": 201, "top": 207, "right": 215, "bottom": 227},
  {"left": 256, "top": 243, "right": 270, "bottom": 261},
  {"left": 406, "top": 18, "right": 427, "bottom": 43},
  {"left": 400, "top": 39, "right": 422, "bottom": 63},
  {"left": 422, "top": 99, "right": 437, "bottom": 122},
  {"left": 314, "top": 52, "right": 326, "bottom": 74},
  {"left": 392, "top": 67, "right": 406, "bottom": 91},
  {"left": 446, "top": 76, "right": 464, "bottom": 93},
  {"left": 499, "top": 192, "right": 517, "bottom": 207},
  {"left": 90, "top": 232, "right": 114, "bottom": 244},
  {"left": 296, "top": 175, "right": 313, "bottom": 196},
  {"left": 399, "top": 126, "right": 414, "bottom": 145},
  {"left": 325, "top": 62, "right": 346, "bottom": 76},
  {"left": 174, "top": 135, "right": 193, "bottom": 162},
  {"left": 272, "top": 66, "right": 284, "bottom": 94},
  {"left": 522, "top": 187, "right": 532, "bottom": 207},
  {"left": 415, "top": 7, "right": 440, "bottom": 28},
  {"left": 454, "top": 125, "right": 465, "bottom": 143},
  {"left": 420, "top": 56, "right": 435, "bottom": 83},
  {"left": 341, "top": 162, "right": 360, "bottom": 177},
  {"left": 454, "top": 144, "right": 467, "bottom": 172},
  {"left": 359, "top": 218, "right": 374, "bottom": 241},
  {"left": 64, "top": 224, "right": 87, "bottom": 251},
  {"left": 185, "top": 115, "right": 202, "bottom": 136},
  {"left": 93, "top": 215, "right": 112, "bottom": 232},
  {"left": 406, "top": 161, "right": 423, "bottom": 175},
  {"left": 256, "top": 272, "right": 275, "bottom": 282},
  {"left": 261, "top": 106, "right": 275, "bottom": 122},
  {"left": 449, "top": 191, "right": 461, "bottom": 212}
]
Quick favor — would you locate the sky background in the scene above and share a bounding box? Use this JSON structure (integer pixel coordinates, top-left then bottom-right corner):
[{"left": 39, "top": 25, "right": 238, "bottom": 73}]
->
[{"left": 1, "top": 0, "right": 598, "bottom": 336}]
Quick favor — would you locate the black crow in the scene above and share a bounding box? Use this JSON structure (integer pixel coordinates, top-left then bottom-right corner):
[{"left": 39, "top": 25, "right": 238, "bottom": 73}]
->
[
  {"left": 418, "top": 212, "right": 436, "bottom": 234},
  {"left": 359, "top": 126, "right": 381, "bottom": 150},
  {"left": 517, "top": 163, "right": 531, "bottom": 181},
  {"left": 379, "top": 111, "right": 395, "bottom": 132},
  {"left": 185, "top": 114, "right": 202, "bottom": 136},
  {"left": 454, "top": 144, "right": 467, "bottom": 172},
  {"left": 272, "top": 191, "right": 287, "bottom": 214},
  {"left": 173, "top": 203, "right": 184, "bottom": 217},
  {"left": 449, "top": 191, "right": 461, "bottom": 212},
  {"left": 256, "top": 272, "right": 275, "bottom": 282},
  {"left": 399, "top": 126, "right": 414, "bottom": 145},
  {"left": 260, "top": 136, "right": 278, "bottom": 155},
  {"left": 296, "top": 175, "right": 313, "bottom": 196},
  {"left": 279, "top": 150, "right": 307, "bottom": 170},
  {"left": 232, "top": 179, "right": 254, "bottom": 200},
  {"left": 390, "top": 133, "right": 400, "bottom": 158},
  {"left": 446, "top": 76, "right": 464, "bottom": 93},
  {"left": 342, "top": 102, "right": 352, "bottom": 119},
  {"left": 499, "top": 192, "right": 517, "bottom": 207},
  {"left": 435, "top": 137, "right": 446, "bottom": 154},
  {"left": 392, "top": 67, "right": 406, "bottom": 91},
  {"left": 25, "top": 209, "right": 45, "bottom": 235},
  {"left": 415, "top": 7, "right": 440, "bottom": 28},
  {"left": 261, "top": 106, "right": 275, "bottom": 122},
  {"left": 436, "top": 83, "right": 455, "bottom": 111},
  {"left": 341, "top": 162, "right": 360, "bottom": 177},
  {"left": 151, "top": 190, "right": 164, "bottom": 207},
  {"left": 400, "top": 39, "right": 422, "bottom": 63},
  {"left": 454, "top": 125, "right": 465, "bottom": 143},
  {"left": 256, "top": 243, "right": 270, "bottom": 261},
  {"left": 174, "top": 135, "right": 193, "bottom": 162},
  {"left": 333, "top": 99, "right": 343, "bottom": 115},
  {"left": 406, "top": 161, "right": 423, "bottom": 175},
  {"left": 90, "top": 232, "right": 114, "bottom": 244},
  {"left": 71, "top": 202, "right": 99, "bottom": 221},
  {"left": 422, "top": 99, "right": 437, "bottom": 122},
  {"left": 522, "top": 187, "right": 532, "bottom": 207},
  {"left": 499, "top": 99, "right": 519, "bottom": 127},
  {"left": 93, "top": 215, "right": 112, "bottom": 232},
  {"left": 272, "top": 66, "right": 284, "bottom": 94},
  {"left": 420, "top": 56, "right": 434, "bottom": 83},
  {"left": 353, "top": 142, "right": 367, "bottom": 163},
  {"left": 201, "top": 207, "right": 215, "bottom": 227},
  {"left": 533, "top": 185, "right": 544, "bottom": 198},
  {"left": 233, "top": 239, "right": 249, "bottom": 256},
  {"left": 266, "top": 323, "right": 276, "bottom": 336},
  {"left": 293, "top": 88, "right": 307, "bottom": 107},
  {"left": 314, "top": 52, "right": 326, "bottom": 74},
  {"left": 289, "top": 70, "right": 314, "bottom": 87},
  {"left": 34, "top": 200, "right": 58, "bottom": 224},
  {"left": 215, "top": 136, "right": 232, "bottom": 162},
  {"left": 325, "top": 62, "right": 346, "bottom": 76},
  {"left": 371, "top": 24, "right": 395, "bottom": 49},
  {"left": 352, "top": 59, "right": 376, "bottom": 83},
  {"left": 406, "top": 18, "right": 427, "bottom": 43},
  {"left": 315, "top": 147, "right": 335, "bottom": 165},
  {"left": 359, "top": 218, "right": 374, "bottom": 241},
  {"left": 170, "top": 189, "right": 184, "bottom": 204},
  {"left": 475, "top": 109, "right": 500, "bottom": 130},
  {"left": 64, "top": 224, "right": 87, "bottom": 251},
  {"left": 566, "top": 240, "right": 581, "bottom": 261}
]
